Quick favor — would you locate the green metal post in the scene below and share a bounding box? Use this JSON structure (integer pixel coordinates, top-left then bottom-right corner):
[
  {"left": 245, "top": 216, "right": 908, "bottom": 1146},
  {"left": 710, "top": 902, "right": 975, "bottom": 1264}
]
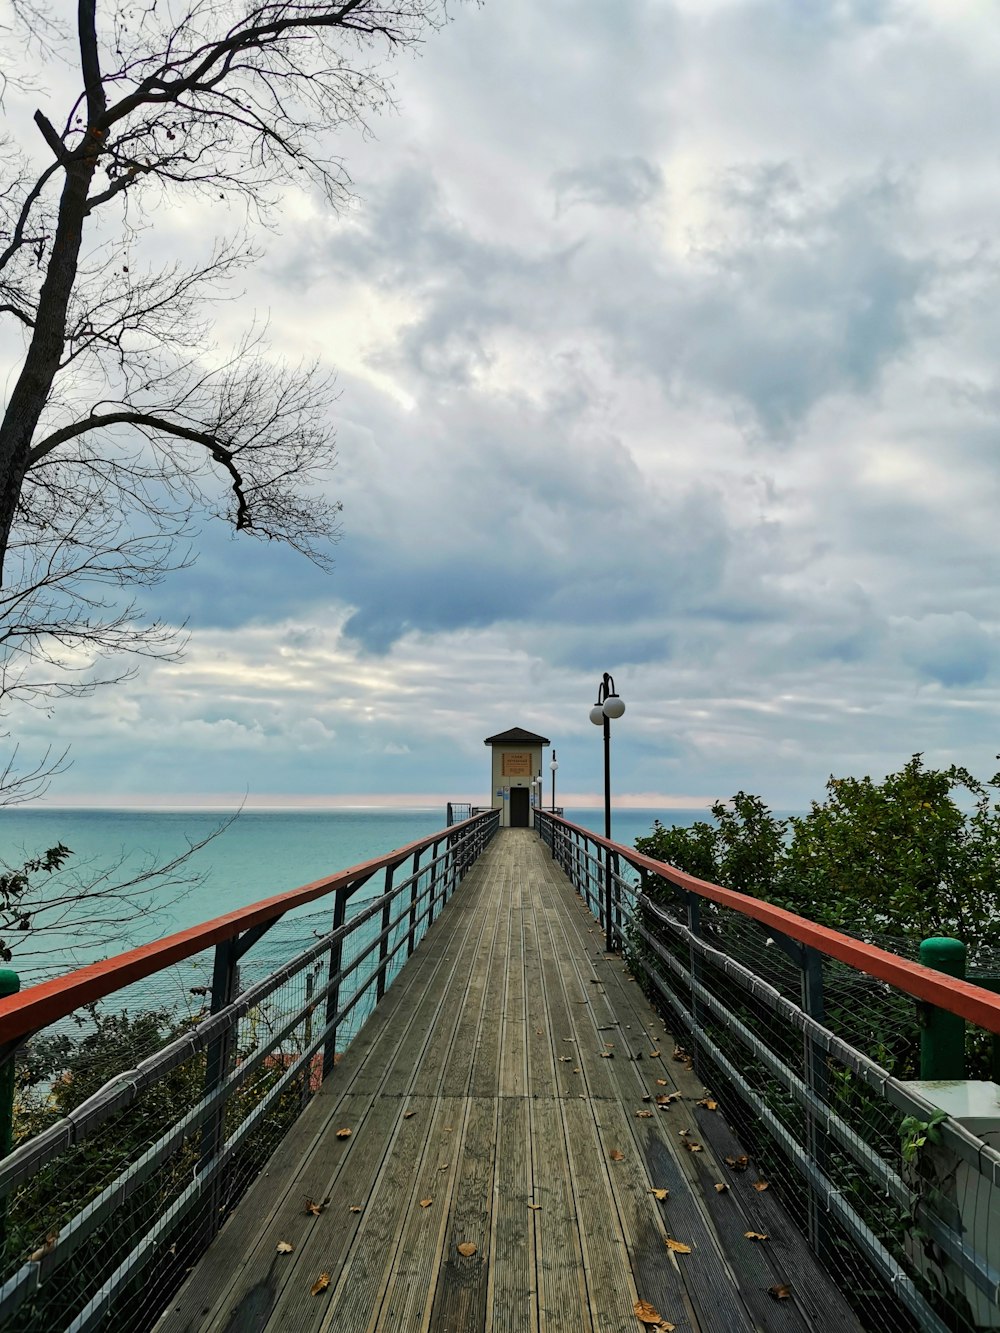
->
[
  {"left": 919, "top": 937, "right": 966, "bottom": 1080},
  {"left": 0, "top": 969, "right": 19, "bottom": 1161}
]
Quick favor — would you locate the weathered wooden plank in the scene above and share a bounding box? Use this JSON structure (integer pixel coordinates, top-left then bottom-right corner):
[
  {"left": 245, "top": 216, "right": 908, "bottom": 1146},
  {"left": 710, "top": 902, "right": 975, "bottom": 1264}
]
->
[
  {"left": 428, "top": 1096, "right": 498, "bottom": 1332},
  {"left": 529, "top": 1096, "right": 592, "bottom": 1333},
  {"left": 362, "top": 1095, "right": 470, "bottom": 1331},
  {"left": 487, "top": 1095, "right": 536, "bottom": 1333}
]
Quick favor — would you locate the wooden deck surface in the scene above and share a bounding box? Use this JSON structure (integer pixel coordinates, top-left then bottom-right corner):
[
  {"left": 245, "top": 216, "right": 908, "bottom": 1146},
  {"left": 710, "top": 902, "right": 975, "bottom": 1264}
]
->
[{"left": 159, "top": 829, "right": 862, "bottom": 1333}]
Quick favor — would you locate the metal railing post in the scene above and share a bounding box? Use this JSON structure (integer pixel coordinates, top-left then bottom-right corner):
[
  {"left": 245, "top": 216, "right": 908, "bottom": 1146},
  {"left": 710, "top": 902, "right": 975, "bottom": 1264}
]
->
[
  {"left": 322, "top": 885, "right": 349, "bottom": 1079},
  {"left": 610, "top": 849, "right": 623, "bottom": 950},
  {"left": 376, "top": 864, "right": 395, "bottom": 1003},
  {"left": 428, "top": 839, "right": 442, "bottom": 928},
  {"left": 408, "top": 848, "right": 422, "bottom": 958},
  {"left": 608, "top": 847, "right": 616, "bottom": 954},
  {"left": 686, "top": 892, "right": 702, "bottom": 1072},
  {"left": 199, "top": 938, "right": 240, "bottom": 1240},
  {"left": 801, "top": 944, "right": 830, "bottom": 1258}
]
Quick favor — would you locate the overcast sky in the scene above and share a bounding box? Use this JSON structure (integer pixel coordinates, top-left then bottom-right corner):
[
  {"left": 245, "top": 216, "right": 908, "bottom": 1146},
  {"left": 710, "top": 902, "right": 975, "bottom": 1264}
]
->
[{"left": 7, "top": 0, "right": 1000, "bottom": 811}]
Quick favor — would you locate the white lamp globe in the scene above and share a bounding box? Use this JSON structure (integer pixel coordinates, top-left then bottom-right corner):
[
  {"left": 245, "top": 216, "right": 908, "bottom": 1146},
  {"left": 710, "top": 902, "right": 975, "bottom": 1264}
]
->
[
  {"left": 550, "top": 758, "right": 558, "bottom": 771},
  {"left": 603, "top": 695, "right": 626, "bottom": 719},
  {"left": 589, "top": 704, "right": 605, "bottom": 726}
]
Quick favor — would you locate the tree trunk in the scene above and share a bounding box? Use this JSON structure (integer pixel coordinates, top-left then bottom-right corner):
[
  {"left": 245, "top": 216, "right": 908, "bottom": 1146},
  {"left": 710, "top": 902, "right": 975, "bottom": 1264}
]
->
[{"left": 0, "top": 152, "right": 96, "bottom": 580}]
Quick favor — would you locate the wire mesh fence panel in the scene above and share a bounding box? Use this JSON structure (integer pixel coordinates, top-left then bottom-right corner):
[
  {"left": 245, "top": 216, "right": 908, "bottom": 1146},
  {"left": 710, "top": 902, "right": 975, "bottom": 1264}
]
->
[{"left": 0, "top": 810, "right": 500, "bottom": 1332}]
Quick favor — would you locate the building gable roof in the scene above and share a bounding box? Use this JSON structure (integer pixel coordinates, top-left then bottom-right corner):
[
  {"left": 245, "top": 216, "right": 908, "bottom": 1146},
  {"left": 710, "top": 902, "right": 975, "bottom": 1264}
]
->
[{"left": 483, "top": 726, "right": 551, "bottom": 746}]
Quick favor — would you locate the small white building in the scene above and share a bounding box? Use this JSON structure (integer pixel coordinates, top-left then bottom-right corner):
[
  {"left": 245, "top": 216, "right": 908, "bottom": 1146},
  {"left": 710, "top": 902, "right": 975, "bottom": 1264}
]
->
[{"left": 484, "top": 726, "right": 550, "bottom": 827}]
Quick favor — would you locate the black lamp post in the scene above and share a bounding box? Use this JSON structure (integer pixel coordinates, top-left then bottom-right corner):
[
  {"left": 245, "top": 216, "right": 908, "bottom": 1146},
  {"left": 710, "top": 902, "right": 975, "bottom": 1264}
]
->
[
  {"left": 590, "top": 672, "right": 625, "bottom": 951},
  {"left": 549, "top": 750, "right": 558, "bottom": 812}
]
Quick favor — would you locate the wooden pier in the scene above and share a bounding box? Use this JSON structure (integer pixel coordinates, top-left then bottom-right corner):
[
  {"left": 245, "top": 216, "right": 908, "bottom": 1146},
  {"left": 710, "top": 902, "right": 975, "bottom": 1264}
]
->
[{"left": 160, "top": 830, "right": 861, "bottom": 1333}]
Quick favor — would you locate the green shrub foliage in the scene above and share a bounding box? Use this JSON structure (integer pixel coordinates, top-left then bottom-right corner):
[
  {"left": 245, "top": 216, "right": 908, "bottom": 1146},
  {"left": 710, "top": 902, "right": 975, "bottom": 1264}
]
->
[{"left": 635, "top": 755, "right": 1000, "bottom": 950}]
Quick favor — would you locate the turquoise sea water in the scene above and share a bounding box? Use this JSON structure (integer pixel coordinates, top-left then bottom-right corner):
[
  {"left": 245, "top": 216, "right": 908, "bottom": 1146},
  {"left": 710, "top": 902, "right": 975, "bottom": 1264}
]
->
[{"left": 0, "top": 805, "right": 694, "bottom": 978}]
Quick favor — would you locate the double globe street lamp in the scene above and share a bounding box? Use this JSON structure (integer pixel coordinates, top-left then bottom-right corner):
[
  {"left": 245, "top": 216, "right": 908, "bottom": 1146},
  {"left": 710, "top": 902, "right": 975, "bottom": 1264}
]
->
[
  {"left": 590, "top": 672, "right": 626, "bottom": 841},
  {"left": 590, "top": 672, "right": 625, "bottom": 953}
]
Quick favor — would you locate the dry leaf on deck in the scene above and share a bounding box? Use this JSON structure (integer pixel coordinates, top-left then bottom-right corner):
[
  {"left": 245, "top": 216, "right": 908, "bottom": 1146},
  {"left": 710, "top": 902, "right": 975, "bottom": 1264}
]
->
[
  {"left": 528, "top": 1203, "right": 542, "bottom": 1210},
  {"left": 349, "top": 1206, "right": 363, "bottom": 1213},
  {"left": 648, "top": 1188, "right": 669, "bottom": 1201},
  {"left": 457, "top": 1242, "right": 477, "bottom": 1256},
  {"left": 672, "top": 1048, "right": 689, "bottom": 1062},
  {"left": 636, "top": 1110, "right": 653, "bottom": 1118},
  {"left": 403, "top": 1111, "right": 415, "bottom": 1119},
  {"left": 600, "top": 1051, "right": 614, "bottom": 1059},
  {"left": 419, "top": 1198, "right": 433, "bottom": 1208},
  {"left": 633, "top": 1297, "right": 676, "bottom": 1329},
  {"left": 276, "top": 1241, "right": 293, "bottom": 1254},
  {"left": 649, "top": 1050, "right": 661, "bottom": 1058},
  {"left": 559, "top": 1056, "right": 572, "bottom": 1062},
  {"left": 725, "top": 1155, "right": 749, "bottom": 1171},
  {"left": 696, "top": 1098, "right": 718, "bottom": 1111},
  {"left": 310, "top": 1273, "right": 331, "bottom": 1296},
  {"left": 665, "top": 1236, "right": 692, "bottom": 1254},
  {"left": 437, "top": 1163, "right": 450, "bottom": 1171},
  {"left": 656, "top": 1079, "right": 668, "bottom": 1086},
  {"left": 682, "top": 1140, "right": 703, "bottom": 1153},
  {"left": 768, "top": 1283, "right": 792, "bottom": 1301},
  {"left": 753, "top": 1180, "right": 770, "bottom": 1192},
  {"left": 745, "top": 1231, "right": 769, "bottom": 1242},
  {"left": 335, "top": 1127, "right": 352, "bottom": 1139},
  {"left": 714, "top": 1182, "right": 729, "bottom": 1193},
  {"left": 304, "top": 1197, "right": 329, "bottom": 1216},
  {"left": 609, "top": 1149, "right": 625, "bottom": 1161}
]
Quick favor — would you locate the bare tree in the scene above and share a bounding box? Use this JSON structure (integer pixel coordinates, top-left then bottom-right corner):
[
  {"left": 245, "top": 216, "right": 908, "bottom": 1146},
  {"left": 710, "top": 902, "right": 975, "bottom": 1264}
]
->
[{"left": 0, "top": 0, "right": 453, "bottom": 710}]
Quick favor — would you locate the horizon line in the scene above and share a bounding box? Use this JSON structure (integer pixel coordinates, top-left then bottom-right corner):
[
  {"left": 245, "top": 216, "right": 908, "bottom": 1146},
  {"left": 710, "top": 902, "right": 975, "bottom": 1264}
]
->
[{"left": 20, "top": 791, "right": 718, "bottom": 812}]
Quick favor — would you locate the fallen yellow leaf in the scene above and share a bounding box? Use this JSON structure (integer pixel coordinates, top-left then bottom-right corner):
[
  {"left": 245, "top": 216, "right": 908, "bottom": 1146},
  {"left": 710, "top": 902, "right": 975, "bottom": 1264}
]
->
[
  {"left": 768, "top": 1283, "right": 792, "bottom": 1301},
  {"left": 528, "top": 1203, "right": 542, "bottom": 1211},
  {"left": 276, "top": 1241, "right": 293, "bottom": 1254},
  {"left": 457, "top": 1241, "right": 477, "bottom": 1257},
  {"left": 697, "top": 1098, "right": 718, "bottom": 1111},
  {"left": 633, "top": 1297, "right": 676, "bottom": 1329},
  {"left": 665, "top": 1236, "right": 692, "bottom": 1254},
  {"left": 310, "top": 1273, "right": 330, "bottom": 1296},
  {"left": 335, "top": 1127, "right": 351, "bottom": 1139},
  {"left": 715, "top": 1182, "right": 729, "bottom": 1193},
  {"left": 419, "top": 1198, "right": 433, "bottom": 1208},
  {"left": 753, "top": 1180, "right": 770, "bottom": 1192},
  {"left": 403, "top": 1111, "right": 415, "bottom": 1119},
  {"left": 348, "top": 1205, "right": 363, "bottom": 1213},
  {"left": 745, "top": 1231, "right": 769, "bottom": 1242},
  {"left": 725, "top": 1155, "right": 749, "bottom": 1171},
  {"left": 636, "top": 1110, "right": 654, "bottom": 1118},
  {"left": 609, "top": 1149, "right": 625, "bottom": 1161},
  {"left": 648, "top": 1188, "right": 669, "bottom": 1201}
]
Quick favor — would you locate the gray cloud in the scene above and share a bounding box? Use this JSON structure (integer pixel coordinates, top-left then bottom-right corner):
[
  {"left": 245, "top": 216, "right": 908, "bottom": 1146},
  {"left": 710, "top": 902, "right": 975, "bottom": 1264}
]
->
[{"left": 552, "top": 156, "right": 664, "bottom": 215}]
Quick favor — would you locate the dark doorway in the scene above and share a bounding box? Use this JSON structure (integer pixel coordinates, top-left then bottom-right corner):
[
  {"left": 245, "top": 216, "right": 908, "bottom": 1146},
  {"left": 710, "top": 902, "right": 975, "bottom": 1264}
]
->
[{"left": 509, "top": 787, "right": 530, "bottom": 827}]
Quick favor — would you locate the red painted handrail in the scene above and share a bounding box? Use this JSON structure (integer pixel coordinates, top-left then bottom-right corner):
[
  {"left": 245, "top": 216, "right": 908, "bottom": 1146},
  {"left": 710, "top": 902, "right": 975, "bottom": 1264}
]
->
[
  {"left": 542, "top": 810, "right": 1000, "bottom": 1037},
  {"left": 0, "top": 813, "right": 490, "bottom": 1046}
]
